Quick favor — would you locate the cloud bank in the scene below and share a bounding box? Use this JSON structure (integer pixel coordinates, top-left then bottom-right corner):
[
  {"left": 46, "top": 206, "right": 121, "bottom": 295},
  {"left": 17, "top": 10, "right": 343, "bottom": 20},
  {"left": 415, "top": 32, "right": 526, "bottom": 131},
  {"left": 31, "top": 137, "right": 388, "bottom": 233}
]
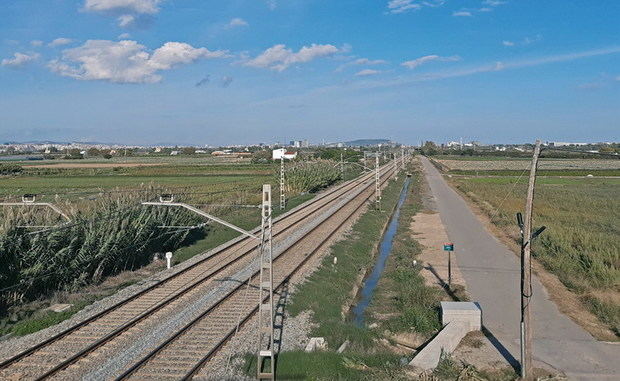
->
[
  {"left": 401, "top": 54, "right": 461, "bottom": 69},
  {"left": 245, "top": 44, "right": 340, "bottom": 71},
  {"left": 48, "top": 40, "right": 227, "bottom": 83},
  {"left": 1, "top": 52, "right": 39, "bottom": 67}
]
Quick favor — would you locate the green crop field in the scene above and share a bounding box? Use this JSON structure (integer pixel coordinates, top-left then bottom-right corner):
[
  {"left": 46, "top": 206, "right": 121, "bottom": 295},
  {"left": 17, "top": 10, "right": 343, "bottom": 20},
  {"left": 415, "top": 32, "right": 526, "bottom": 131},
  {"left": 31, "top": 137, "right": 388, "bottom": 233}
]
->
[
  {"left": 0, "top": 159, "right": 274, "bottom": 206},
  {"left": 442, "top": 158, "right": 620, "bottom": 336}
]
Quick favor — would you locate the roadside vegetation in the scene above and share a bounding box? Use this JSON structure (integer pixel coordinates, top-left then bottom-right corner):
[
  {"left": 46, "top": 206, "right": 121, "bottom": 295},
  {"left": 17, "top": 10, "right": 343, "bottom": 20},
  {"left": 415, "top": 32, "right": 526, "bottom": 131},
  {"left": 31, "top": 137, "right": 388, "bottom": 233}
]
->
[{"left": 434, "top": 156, "right": 620, "bottom": 337}]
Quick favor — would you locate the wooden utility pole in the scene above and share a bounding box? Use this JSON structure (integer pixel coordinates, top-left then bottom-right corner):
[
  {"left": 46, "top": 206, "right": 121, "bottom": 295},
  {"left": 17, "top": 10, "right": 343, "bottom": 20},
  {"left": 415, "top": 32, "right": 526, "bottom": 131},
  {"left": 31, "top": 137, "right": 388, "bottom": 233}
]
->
[{"left": 520, "top": 140, "right": 541, "bottom": 379}]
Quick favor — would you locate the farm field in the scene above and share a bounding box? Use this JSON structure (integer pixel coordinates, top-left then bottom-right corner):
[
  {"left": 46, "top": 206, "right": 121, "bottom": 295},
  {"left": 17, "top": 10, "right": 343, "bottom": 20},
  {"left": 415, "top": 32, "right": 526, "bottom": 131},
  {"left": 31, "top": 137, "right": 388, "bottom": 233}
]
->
[
  {"left": 437, "top": 158, "right": 620, "bottom": 171},
  {"left": 438, "top": 157, "right": 620, "bottom": 335},
  {"left": 0, "top": 157, "right": 273, "bottom": 205}
]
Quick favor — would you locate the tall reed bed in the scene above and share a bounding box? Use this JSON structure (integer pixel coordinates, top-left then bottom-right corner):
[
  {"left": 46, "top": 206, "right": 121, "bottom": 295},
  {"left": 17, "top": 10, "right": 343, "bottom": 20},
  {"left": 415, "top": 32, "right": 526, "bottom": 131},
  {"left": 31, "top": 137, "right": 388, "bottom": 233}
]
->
[
  {"left": 278, "top": 160, "right": 341, "bottom": 194},
  {"left": 0, "top": 189, "right": 202, "bottom": 314}
]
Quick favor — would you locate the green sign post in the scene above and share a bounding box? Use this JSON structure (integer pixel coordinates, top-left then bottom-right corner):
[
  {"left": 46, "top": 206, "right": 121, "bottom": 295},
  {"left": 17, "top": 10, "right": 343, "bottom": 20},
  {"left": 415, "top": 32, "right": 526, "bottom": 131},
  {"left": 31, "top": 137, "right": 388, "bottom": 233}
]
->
[{"left": 443, "top": 243, "right": 454, "bottom": 288}]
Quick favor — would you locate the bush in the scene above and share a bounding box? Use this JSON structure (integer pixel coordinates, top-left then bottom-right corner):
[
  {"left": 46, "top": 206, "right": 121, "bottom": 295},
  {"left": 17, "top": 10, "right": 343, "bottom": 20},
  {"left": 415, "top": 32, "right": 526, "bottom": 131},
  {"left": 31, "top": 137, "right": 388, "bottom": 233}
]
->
[
  {"left": 279, "top": 160, "right": 341, "bottom": 193},
  {"left": 0, "top": 191, "right": 203, "bottom": 315},
  {"left": 0, "top": 163, "right": 23, "bottom": 176}
]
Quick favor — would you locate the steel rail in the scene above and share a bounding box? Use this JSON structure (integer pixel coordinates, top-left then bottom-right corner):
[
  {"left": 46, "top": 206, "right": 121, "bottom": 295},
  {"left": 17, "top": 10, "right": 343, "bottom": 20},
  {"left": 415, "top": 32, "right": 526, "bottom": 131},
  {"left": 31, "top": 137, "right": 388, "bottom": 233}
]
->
[
  {"left": 0, "top": 164, "right": 392, "bottom": 379},
  {"left": 116, "top": 163, "right": 399, "bottom": 380}
]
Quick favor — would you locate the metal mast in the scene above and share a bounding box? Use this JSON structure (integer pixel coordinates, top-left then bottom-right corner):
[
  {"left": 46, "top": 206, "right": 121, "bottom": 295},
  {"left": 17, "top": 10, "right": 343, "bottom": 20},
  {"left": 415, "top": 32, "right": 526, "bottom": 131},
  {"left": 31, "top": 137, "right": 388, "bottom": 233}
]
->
[
  {"left": 375, "top": 154, "right": 381, "bottom": 210},
  {"left": 340, "top": 152, "right": 344, "bottom": 180},
  {"left": 279, "top": 156, "right": 285, "bottom": 210},
  {"left": 257, "top": 184, "right": 275, "bottom": 380}
]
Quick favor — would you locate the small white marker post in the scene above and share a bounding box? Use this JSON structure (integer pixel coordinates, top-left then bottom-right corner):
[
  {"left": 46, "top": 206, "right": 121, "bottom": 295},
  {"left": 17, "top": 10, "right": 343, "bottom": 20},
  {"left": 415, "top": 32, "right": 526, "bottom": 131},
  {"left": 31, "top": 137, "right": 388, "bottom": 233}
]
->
[{"left": 165, "top": 251, "right": 173, "bottom": 269}]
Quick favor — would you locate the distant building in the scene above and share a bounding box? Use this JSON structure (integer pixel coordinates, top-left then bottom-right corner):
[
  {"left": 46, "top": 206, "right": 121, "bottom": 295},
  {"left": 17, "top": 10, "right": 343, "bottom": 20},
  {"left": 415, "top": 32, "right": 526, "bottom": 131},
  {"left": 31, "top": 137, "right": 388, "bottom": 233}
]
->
[
  {"left": 548, "top": 142, "right": 589, "bottom": 147},
  {"left": 170, "top": 150, "right": 179, "bottom": 156},
  {"left": 272, "top": 148, "right": 298, "bottom": 160}
]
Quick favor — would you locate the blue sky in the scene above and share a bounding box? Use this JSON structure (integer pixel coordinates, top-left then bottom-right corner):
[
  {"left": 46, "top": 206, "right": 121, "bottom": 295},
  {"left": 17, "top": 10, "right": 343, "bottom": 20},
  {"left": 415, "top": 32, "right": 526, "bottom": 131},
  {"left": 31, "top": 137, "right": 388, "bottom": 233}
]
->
[{"left": 0, "top": 0, "right": 618, "bottom": 145}]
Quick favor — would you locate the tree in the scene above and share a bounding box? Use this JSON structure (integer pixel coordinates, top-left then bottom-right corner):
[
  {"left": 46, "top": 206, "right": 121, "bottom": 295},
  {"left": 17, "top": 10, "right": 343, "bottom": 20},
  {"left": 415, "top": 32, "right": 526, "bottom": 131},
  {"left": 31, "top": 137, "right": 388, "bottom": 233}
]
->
[
  {"left": 420, "top": 141, "right": 438, "bottom": 156},
  {"left": 182, "top": 147, "right": 196, "bottom": 155}
]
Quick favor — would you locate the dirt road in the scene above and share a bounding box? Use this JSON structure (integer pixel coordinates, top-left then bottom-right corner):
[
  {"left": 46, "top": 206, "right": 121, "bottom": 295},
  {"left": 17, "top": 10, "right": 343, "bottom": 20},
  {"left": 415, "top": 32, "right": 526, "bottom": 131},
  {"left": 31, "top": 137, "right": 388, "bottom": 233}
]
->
[{"left": 419, "top": 156, "right": 619, "bottom": 380}]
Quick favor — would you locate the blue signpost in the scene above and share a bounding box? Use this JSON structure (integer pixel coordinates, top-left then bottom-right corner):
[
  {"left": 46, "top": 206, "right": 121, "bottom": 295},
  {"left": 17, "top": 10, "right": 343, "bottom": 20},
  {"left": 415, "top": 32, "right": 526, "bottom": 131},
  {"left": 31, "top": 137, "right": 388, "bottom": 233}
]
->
[{"left": 443, "top": 243, "right": 454, "bottom": 288}]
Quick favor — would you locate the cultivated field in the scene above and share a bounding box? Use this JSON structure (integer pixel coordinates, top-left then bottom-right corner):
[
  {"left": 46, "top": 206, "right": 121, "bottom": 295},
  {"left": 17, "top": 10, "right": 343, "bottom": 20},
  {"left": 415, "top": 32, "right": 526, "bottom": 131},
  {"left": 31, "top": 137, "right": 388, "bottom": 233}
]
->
[
  {"left": 437, "top": 158, "right": 620, "bottom": 171},
  {"left": 438, "top": 156, "right": 620, "bottom": 335}
]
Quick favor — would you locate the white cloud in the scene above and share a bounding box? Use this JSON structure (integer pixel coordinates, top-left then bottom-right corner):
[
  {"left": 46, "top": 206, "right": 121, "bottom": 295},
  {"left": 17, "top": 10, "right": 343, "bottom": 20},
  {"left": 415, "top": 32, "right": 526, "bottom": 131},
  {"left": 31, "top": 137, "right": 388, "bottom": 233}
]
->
[
  {"left": 48, "top": 38, "right": 73, "bottom": 47},
  {"left": 48, "top": 40, "right": 227, "bottom": 83},
  {"left": 401, "top": 55, "right": 461, "bottom": 69},
  {"left": 117, "top": 14, "right": 136, "bottom": 27},
  {"left": 366, "top": 46, "right": 620, "bottom": 89},
  {"left": 502, "top": 35, "right": 542, "bottom": 47},
  {"left": 84, "top": 0, "right": 163, "bottom": 27},
  {"left": 387, "top": 0, "right": 445, "bottom": 14},
  {"left": 228, "top": 18, "right": 249, "bottom": 28},
  {"left": 483, "top": 0, "right": 506, "bottom": 6},
  {"left": 353, "top": 58, "right": 388, "bottom": 65},
  {"left": 83, "top": 0, "right": 162, "bottom": 14},
  {"left": 118, "top": 33, "right": 131, "bottom": 39},
  {"left": 616, "top": 75, "right": 620, "bottom": 81},
  {"left": 453, "top": 11, "right": 472, "bottom": 17},
  {"left": 355, "top": 69, "right": 381, "bottom": 77},
  {"left": 1, "top": 52, "right": 40, "bottom": 67},
  {"left": 244, "top": 44, "right": 340, "bottom": 71},
  {"left": 387, "top": 0, "right": 420, "bottom": 14},
  {"left": 479, "top": 7, "right": 492, "bottom": 12},
  {"left": 266, "top": 0, "right": 277, "bottom": 10},
  {"left": 336, "top": 57, "right": 388, "bottom": 72},
  {"left": 30, "top": 40, "right": 44, "bottom": 47}
]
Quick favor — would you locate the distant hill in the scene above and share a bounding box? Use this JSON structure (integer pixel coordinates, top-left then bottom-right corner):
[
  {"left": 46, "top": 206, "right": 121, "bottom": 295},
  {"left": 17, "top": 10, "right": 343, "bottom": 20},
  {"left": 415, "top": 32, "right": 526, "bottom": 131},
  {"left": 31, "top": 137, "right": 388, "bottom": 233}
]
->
[{"left": 344, "top": 139, "right": 392, "bottom": 147}]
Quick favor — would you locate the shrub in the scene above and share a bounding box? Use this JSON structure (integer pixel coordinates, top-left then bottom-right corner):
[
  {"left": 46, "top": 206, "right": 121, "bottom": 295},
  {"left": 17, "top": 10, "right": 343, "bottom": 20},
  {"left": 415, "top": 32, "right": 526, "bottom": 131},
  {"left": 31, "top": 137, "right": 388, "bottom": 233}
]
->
[
  {"left": 0, "top": 190, "right": 202, "bottom": 315},
  {"left": 279, "top": 160, "right": 341, "bottom": 193},
  {"left": 0, "top": 163, "right": 23, "bottom": 176}
]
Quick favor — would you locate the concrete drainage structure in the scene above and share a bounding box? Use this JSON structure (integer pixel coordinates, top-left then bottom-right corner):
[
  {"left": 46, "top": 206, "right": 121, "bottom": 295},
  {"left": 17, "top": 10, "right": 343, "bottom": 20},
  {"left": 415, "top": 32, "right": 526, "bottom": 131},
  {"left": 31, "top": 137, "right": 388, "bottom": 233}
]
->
[{"left": 409, "top": 302, "right": 482, "bottom": 370}]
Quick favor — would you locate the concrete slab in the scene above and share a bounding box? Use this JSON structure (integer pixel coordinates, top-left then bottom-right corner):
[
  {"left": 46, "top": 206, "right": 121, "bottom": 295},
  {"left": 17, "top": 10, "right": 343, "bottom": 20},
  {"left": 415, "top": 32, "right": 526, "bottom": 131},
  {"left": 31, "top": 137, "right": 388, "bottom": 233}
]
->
[
  {"left": 441, "top": 301, "right": 482, "bottom": 331},
  {"left": 304, "top": 337, "right": 327, "bottom": 352},
  {"left": 46, "top": 304, "right": 73, "bottom": 313},
  {"left": 409, "top": 321, "right": 471, "bottom": 370}
]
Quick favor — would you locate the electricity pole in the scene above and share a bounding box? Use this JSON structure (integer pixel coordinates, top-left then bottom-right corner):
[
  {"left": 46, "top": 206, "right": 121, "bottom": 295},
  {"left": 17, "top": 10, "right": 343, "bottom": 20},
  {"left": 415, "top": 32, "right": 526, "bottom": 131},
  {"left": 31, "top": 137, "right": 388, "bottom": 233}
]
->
[
  {"left": 279, "top": 156, "right": 285, "bottom": 210},
  {"left": 520, "top": 140, "right": 541, "bottom": 379},
  {"left": 340, "top": 152, "right": 344, "bottom": 180},
  {"left": 257, "top": 185, "right": 274, "bottom": 380},
  {"left": 375, "top": 154, "right": 381, "bottom": 210}
]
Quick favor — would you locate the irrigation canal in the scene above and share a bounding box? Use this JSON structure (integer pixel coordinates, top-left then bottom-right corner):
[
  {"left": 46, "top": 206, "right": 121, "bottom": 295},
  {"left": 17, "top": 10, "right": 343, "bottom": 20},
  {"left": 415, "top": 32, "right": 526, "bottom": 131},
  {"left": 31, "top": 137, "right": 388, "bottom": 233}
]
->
[{"left": 352, "top": 176, "right": 411, "bottom": 326}]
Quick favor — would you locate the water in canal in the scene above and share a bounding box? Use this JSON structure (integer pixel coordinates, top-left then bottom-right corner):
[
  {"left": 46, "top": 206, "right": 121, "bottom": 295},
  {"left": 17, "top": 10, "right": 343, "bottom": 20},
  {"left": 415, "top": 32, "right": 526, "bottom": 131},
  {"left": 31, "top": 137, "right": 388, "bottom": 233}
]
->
[{"left": 351, "top": 176, "right": 411, "bottom": 326}]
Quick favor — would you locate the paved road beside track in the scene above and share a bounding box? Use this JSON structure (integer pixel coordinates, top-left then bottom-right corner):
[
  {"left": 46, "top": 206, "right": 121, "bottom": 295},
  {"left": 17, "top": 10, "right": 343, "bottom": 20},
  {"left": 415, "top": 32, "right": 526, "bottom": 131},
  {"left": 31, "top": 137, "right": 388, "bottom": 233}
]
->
[{"left": 419, "top": 156, "right": 619, "bottom": 380}]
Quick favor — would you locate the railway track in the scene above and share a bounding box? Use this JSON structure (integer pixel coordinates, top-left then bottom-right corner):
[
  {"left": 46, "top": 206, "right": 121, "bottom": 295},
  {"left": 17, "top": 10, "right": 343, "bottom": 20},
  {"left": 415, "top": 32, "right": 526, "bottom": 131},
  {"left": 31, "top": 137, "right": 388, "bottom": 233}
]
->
[
  {"left": 114, "top": 162, "right": 399, "bottom": 380},
  {"left": 0, "top": 161, "right": 400, "bottom": 380}
]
